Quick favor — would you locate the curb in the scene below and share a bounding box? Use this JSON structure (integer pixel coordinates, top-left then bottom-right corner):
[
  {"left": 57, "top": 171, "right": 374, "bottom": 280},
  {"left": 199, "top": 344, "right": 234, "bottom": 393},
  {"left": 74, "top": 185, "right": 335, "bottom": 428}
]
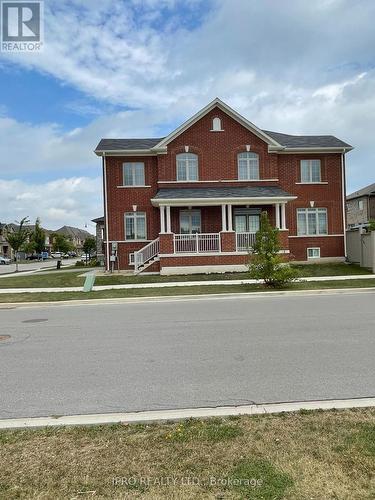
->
[
  {"left": 0, "top": 286, "right": 375, "bottom": 309},
  {"left": 1, "top": 397, "right": 374, "bottom": 430}
]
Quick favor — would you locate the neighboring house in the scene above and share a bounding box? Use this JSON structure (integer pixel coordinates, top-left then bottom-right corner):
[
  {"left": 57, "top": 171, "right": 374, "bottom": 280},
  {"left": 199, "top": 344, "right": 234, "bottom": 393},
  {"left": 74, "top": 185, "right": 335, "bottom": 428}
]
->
[
  {"left": 0, "top": 223, "right": 13, "bottom": 259},
  {"left": 92, "top": 216, "right": 105, "bottom": 256},
  {"left": 95, "top": 98, "right": 352, "bottom": 275},
  {"left": 54, "top": 226, "right": 93, "bottom": 251},
  {"left": 346, "top": 183, "right": 375, "bottom": 228}
]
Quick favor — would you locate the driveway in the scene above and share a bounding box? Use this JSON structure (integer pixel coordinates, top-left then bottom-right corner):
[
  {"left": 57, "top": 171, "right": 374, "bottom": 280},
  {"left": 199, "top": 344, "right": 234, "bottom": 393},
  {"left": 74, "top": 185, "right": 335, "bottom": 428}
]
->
[{"left": 1, "top": 292, "right": 375, "bottom": 418}]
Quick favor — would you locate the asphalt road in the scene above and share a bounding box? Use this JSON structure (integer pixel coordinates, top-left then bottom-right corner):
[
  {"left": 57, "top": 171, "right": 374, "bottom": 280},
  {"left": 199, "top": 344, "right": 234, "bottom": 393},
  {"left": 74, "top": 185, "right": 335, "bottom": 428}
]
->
[{"left": 1, "top": 292, "right": 375, "bottom": 419}]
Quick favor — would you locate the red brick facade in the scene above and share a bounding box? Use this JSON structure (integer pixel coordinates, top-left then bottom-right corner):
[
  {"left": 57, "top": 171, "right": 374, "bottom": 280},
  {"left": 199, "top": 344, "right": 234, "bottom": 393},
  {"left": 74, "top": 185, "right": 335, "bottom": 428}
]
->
[{"left": 100, "top": 103, "right": 348, "bottom": 274}]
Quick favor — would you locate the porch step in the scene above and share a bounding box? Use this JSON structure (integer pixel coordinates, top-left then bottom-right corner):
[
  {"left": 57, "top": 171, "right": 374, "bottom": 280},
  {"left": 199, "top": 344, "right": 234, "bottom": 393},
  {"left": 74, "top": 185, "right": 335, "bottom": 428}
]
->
[{"left": 134, "top": 256, "right": 160, "bottom": 274}]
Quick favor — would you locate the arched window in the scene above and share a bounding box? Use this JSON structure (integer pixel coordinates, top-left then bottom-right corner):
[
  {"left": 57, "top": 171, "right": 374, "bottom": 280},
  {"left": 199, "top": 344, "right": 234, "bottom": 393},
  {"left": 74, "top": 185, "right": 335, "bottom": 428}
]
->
[
  {"left": 212, "top": 117, "right": 222, "bottom": 131},
  {"left": 176, "top": 153, "right": 198, "bottom": 181},
  {"left": 237, "top": 152, "right": 259, "bottom": 180}
]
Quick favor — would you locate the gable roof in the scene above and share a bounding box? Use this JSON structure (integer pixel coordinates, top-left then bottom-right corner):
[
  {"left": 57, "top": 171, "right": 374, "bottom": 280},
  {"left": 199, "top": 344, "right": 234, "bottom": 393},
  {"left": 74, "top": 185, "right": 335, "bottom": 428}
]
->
[
  {"left": 153, "top": 98, "right": 282, "bottom": 149},
  {"left": 95, "top": 98, "right": 353, "bottom": 154},
  {"left": 347, "top": 182, "right": 375, "bottom": 200},
  {"left": 54, "top": 226, "right": 93, "bottom": 239}
]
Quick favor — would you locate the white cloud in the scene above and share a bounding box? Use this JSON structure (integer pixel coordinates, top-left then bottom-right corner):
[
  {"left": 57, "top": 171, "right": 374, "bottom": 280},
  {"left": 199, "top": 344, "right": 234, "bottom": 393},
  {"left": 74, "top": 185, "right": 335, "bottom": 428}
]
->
[
  {"left": 0, "top": 0, "right": 374, "bottom": 195},
  {"left": 0, "top": 177, "right": 101, "bottom": 231}
]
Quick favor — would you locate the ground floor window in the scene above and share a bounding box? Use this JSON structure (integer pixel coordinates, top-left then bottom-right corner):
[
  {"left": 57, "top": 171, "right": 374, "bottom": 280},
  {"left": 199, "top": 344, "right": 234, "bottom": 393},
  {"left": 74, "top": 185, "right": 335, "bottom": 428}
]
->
[
  {"left": 179, "top": 210, "right": 201, "bottom": 234},
  {"left": 124, "top": 212, "right": 147, "bottom": 240},
  {"left": 297, "top": 208, "right": 327, "bottom": 236},
  {"left": 307, "top": 247, "right": 321, "bottom": 259}
]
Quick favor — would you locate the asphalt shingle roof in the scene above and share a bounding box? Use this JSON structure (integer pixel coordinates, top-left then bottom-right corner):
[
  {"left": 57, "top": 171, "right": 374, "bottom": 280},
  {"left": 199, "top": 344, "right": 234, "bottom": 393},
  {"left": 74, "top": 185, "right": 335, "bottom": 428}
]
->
[
  {"left": 95, "top": 131, "right": 351, "bottom": 152},
  {"left": 153, "top": 186, "right": 293, "bottom": 200},
  {"left": 263, "top": 130, "right": 352, "bottom": 149},
  {"left": 95, "top": 138, "right": 164, "bottom": 152},
  {"left": 347, "top": 182, "right": 375, "bottom": 200}
]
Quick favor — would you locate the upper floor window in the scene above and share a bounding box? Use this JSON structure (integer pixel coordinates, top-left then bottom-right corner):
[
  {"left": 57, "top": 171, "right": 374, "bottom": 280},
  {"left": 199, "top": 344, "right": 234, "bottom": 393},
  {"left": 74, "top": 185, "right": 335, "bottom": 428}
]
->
[
  {"left": 211, "top": 117, "right": 223, "bottom": 131},
  {"left": 123, "top": 162, "right": 145, "bottom": 186},
  {"left": 237, "top": 152, "right": 259, "bottom": 180},
  {"left": 124, "top": 212, "right": 147, "bottom": 240},
  {"left": 300, "top": 160, "right": 321, "bottom": 183},
  {"left": 176, "top": 153, "right": 198, "bottom": 181},
  {"left": 297, "top": 208, "right": 327, "bottom": 236}
]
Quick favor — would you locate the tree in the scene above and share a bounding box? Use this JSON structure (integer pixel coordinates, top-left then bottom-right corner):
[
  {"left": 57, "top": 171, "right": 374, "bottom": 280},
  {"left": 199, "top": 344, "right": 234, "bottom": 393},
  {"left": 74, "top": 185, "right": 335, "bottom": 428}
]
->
[
  {"left": 31, "top": 218, "right": 46, "bottom": 254},
  {"left": 368, "top": 219, "right": 375, "bottom": 231},
  {"left": 83, "top": 236, "right": 96, "bottom": 259},
  {"left": 5, "top": 217, "right": 31, "bottom": 272},
  {"left": 51, "top": 233, "right": 74, "bottom": 254},
  {"left": 248, "top": 211, "right": 299, "bottom": 288}
]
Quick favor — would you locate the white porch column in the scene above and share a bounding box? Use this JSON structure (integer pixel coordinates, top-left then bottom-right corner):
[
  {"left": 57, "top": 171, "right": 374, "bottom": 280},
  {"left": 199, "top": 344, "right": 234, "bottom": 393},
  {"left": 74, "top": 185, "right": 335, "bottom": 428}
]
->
[
  {"left": 221, "top": 204, "right": 227, "bottom": 231},
  {"left": 166, "top": 205, "right": 171, "bottom": 233},
  {"left": 159, "top": 206, "right": 166, "bottom": 233},
  {"left": 275, "top": 203, "right": 280, "bottom": 229},
  {"left": 227, "top": 204, "right": 233, "bottom": 231},
  {"left": 281, "top": 203, "right": 286, "bottom": 230}
]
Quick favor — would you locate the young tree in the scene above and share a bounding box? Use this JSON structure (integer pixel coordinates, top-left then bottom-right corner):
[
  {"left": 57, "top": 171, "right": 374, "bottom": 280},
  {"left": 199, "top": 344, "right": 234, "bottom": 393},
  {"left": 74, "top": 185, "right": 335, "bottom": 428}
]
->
[
  {"left": 31, "top": 218, "right": 46, "bottom": 254},
  {"left": 5, "top": 217, "right": 31, "bottom": 272},
  {"left": 51, "top": 233, "right": 74, "bottom": 254},
  {"left": 249, "top": 211, "right": 298, "bottom": 288},
  {"left": 83, "top": 236, "right": 96, "bottom": 261}
]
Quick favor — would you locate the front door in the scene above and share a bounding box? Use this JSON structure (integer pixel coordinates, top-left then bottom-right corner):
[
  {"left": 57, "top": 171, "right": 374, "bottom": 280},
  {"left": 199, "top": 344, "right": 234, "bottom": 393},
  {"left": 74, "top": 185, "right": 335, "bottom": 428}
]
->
[
  {"left": 179, "top": 210, "right": 201, "bottom": 234},
  {"left": 234, "top": 209, "right": 260, "bottom": 233}
]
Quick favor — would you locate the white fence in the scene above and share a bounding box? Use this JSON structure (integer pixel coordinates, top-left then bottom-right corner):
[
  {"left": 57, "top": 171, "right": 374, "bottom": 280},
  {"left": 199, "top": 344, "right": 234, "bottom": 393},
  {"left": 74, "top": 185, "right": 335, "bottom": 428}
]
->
[
  {"left": 236, "top": 232, "right": 256, "bottom": 252},
  {"left": 173, "top": 233, "right": 220, "bottom": 253},
  {"left": 346, "top": 228, "right": 375, "bottom": 271}
]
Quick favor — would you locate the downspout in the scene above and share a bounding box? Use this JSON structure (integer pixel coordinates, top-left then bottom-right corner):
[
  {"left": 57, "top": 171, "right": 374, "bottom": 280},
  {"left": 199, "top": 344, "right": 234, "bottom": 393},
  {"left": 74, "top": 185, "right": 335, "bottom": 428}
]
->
[
  {"left": 103, "top": 153, "right": 110, "bottom": 272},
  {"left": 341, "top": 150, "right": 347, "bottom": 259}
]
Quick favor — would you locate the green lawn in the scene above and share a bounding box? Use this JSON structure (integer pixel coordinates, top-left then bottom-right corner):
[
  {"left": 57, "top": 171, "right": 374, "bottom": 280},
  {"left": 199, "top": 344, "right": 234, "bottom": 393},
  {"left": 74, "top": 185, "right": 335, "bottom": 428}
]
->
[
  {"left": 1, "top": 278, "right": 375, "bottom": 303},
  {"left": 0, "top": 263, "right": 370, "bottom": 289},
  {"left": 1, "top": 409, "right": 374, "bottom": 499}
]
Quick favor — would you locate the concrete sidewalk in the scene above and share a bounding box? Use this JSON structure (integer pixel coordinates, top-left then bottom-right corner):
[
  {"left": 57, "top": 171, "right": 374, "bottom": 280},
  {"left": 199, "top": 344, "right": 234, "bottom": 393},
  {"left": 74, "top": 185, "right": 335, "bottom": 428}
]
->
[{"left": 0, "top": 273, "right": 373, "bottom": 294}]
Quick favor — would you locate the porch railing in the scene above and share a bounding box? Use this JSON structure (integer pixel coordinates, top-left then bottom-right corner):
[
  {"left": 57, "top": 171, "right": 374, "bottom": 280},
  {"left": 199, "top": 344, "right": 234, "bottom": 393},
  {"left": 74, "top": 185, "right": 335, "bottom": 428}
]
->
[
  {"left": 236, "top": 232, "right": 257, "bottom": 252},
  {"left": 174, "top": 233, "right": 220, "bottom": 253},
  {"left": 134, "top": 237, "right": 160, "bottom": 272}
]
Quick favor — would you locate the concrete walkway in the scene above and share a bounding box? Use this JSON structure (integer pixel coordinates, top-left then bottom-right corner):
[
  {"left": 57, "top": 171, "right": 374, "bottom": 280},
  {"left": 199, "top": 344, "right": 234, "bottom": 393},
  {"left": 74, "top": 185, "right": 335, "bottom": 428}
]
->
[{"left": 0, "top": 273, "right": 373, "bottom": 294}]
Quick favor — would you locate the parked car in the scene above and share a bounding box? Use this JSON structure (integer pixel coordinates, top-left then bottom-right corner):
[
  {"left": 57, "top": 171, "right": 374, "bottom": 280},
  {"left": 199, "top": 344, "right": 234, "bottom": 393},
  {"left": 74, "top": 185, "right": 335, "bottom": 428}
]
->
[
  {"left": 50, "top": 252, "right": 62, "bottom": 259},
  {"left": 80, "top": 254, "right": 94, "bottom": 261},
  {"left": 26, "top": 254, "right": 42, "bottom": 261},
  {"left": 0, "top": 256, "right": 11, "bottom": 265},
  {"left": 68, "top": 251, "right": 77, "bottom": 257}
]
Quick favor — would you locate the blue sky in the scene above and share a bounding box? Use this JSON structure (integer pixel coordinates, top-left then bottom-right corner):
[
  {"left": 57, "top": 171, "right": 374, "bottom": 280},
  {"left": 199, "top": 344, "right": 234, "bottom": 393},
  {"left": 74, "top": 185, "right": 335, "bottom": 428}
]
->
[{"left": 0, "top": 0, "right": 374, "bottom": 230}]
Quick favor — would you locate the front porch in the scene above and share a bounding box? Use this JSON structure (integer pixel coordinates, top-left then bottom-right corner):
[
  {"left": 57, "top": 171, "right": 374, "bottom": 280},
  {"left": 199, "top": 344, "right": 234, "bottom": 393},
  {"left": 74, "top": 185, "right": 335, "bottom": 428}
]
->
[{"left": 134, "top": 186, "right": 295, "bottom": 273}]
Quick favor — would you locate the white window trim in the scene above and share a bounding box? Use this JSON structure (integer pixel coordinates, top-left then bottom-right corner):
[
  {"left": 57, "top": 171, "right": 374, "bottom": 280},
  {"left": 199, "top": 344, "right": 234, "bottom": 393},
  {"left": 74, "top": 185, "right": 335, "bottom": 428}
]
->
[
  {"left": 300, "top": 159, "right": 322, "bottom": 183},
  {"left": 123, "top": 162, "right": 145, "bottom": 186},
  {"left": 297, "top": 208, "right": 328, "bottom": 236},
  {"left": 176, "top": 153, "right": 199, "bottom": 182},
  {"left": 210, "top": 117, "right": 224, "bottom": 132},
  {"left": 117, "top": 185, "right": 152, "bottom": 188},
  {"left": 237, "top": 152, "right": 260, "bottom": 181},
  {"left": 124, "top": 212, "right": 147, "bottom": 241},
  {"left": 307, "top": 247, "right": 321, "bottom": 259},
  {"left": 129, "top": 252, "right": 135, "bottom": 265}
]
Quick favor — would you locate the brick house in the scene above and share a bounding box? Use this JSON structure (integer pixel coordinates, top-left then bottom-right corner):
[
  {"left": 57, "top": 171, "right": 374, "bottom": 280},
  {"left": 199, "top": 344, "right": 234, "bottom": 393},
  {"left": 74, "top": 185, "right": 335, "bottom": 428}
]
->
[
  {"left": 95, "top": 98, "right": 352, "bottom": 275},
  {"left": 346, "top": 183, "right": 375, "bottom": 228}
]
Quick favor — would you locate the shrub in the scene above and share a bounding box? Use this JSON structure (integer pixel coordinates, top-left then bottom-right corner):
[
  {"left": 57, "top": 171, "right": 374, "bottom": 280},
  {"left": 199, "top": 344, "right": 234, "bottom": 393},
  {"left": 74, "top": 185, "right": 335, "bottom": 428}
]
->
[{"left": 249, "top": 211, "right": 299, "bottom": 288}]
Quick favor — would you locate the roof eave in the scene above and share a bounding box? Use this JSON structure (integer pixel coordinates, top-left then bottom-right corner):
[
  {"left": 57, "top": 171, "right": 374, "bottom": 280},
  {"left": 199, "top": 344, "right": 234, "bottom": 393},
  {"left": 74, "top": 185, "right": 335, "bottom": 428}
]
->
[
  {"left": 94, "top": 149, "right": 157, "bottom": 157},
  {"left": 151, "top": 195, "right": 297, "bottom": 207},
  {"left": 276, "top": 146, "right": 353, "bottom": 154}
]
